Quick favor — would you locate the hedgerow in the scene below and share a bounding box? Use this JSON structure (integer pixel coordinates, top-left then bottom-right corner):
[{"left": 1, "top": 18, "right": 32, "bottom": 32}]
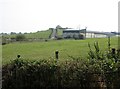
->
[
  {"left": 2, "top": 41, "right": 120, "bottom": 89},
  {"left": 2, "top": 56, "right": 120, "bottom": 89}
]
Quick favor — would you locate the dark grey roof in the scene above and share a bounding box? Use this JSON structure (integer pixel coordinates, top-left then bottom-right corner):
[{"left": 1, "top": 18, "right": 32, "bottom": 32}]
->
[
  {"left": 63, "top": 28, "right": 117, "bottom": 36},
  {"left": 63, "top": 29, "right": 86, "bottom": 33}
]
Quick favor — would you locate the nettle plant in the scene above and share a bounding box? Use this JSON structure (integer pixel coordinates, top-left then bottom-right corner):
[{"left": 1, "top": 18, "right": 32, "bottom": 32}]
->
[
  {"left": 88, "top": 41, "right": 120, "bottom": 62},
  {"left": 87, "top": 41, "right": 120, "bottom": 88},
  {"left": 88, "top": 42, "right": 105, "bottom": 61}
]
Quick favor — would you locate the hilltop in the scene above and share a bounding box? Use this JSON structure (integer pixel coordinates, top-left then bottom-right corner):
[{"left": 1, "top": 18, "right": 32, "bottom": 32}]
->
[{"left": 1, "top": 28, "right": 63, "bottom": 39}]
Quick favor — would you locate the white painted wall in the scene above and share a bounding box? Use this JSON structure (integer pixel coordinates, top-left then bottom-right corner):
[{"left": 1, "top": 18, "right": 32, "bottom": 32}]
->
[{"left": 85, "top": 33, "right": 107, "bottom": 38}]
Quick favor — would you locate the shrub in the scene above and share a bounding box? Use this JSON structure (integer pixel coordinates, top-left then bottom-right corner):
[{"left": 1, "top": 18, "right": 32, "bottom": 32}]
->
[
  {"left": 2, "top": 58, "right": 120, "bottom": 89},
  {"left": 16, "top": 34, "right": 26, "bottom": 41},
  {"left": 88, "top": 42, "right": 105, "bottom": 60},
  {"left": 2, "top": 40, "right": 120, "bottom": 89},
  {"left": 1, "top": 58, "right": 98, "bottom": 88},
  {"left": 2, "top": 36, "right": 7, "bottom": 45}
]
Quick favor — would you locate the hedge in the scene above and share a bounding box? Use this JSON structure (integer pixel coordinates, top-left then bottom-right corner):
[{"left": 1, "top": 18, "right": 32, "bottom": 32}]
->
[{"left": 2, "top": 58, "right": 120, "bottom": 89}]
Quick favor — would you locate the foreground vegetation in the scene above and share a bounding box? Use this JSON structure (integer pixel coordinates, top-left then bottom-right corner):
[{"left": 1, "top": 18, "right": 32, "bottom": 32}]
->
[
  {"left": 2, "top": 46, "right": 120, "bottom": 88},
  {"left": 2, "top": 36, "right": 120, "bottom": 88}
]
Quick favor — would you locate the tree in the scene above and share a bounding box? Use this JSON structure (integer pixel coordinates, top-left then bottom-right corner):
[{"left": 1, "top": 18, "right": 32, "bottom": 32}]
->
[
  {"left": 10, "top": 32, "right": 16, "bottom": 35},
  {"left": 56, "top": 25, "right": 62, "bottom": 29},
  {"left": 16, "top": 34, "right": 26, "bottom": 41},
  {"left": 2, "top": 36, "right": 7, "bottom": 45}
]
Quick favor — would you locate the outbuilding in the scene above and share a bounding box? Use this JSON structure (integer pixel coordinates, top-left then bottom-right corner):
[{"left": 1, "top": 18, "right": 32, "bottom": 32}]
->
[{"left": 63, "top": 29, "right": 86, "bottom": 39}]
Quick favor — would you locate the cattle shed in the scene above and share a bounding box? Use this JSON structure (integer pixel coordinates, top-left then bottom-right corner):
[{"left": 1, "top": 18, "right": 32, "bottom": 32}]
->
[
  {"left": 62, "top": 28, "right": 116, "bottom": 39},
  {"left": 63, "top": 29, "right": 86, "bottom": 39}
]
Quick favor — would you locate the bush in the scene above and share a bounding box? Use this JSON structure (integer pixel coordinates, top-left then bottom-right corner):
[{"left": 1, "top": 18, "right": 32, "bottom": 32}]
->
[
  {"left": 2, "top": 58, "right": 120, "bottom": 89},
  {"left": 2, "top": 36, "right": 7, "bottom": 45},
  {"left": 2, "top": 41, "right": 120, "bottom": 89},
  {"left": 16, "top": 34, "right": 26, "bottom": 41}
]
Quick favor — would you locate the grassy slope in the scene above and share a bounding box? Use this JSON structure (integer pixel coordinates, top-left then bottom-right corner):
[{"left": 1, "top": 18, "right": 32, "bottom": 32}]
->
[
  {"left": 2, "top": 37, "right": 118, "bottom": 64},
  {"left": 4, "top": 29, "right": 52, "bottom": 39},
  {"left": 3, "top": 29, "right": 63, "bottom": 39},
  {"left": 25, "top": 30, "right": 52, "bottom": 39}
]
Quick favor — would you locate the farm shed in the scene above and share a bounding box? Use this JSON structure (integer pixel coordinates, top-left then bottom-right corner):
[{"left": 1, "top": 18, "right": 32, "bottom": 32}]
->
[
  {"left": 62, "top": 28, "right": 116, "bottom": 39},
  {"left": 86, "top": 31, "right": 116, "bottom": 38},
  {"left": 63, "top": 29, "right": 86, "bottom": 39}
]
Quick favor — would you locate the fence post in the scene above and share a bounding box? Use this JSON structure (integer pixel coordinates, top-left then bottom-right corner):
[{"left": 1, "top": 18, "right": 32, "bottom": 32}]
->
[
  {"left": 111, "top": 48, "right": 118, "bottom": 62},
  {"left": 17, "top": 54, "right": 20, "bottom": 58},
  {"left": 117, "top": 49, "right": 120, "bottom": 58},
  {"left": 112, "top": 48, "right": 115, "bottom": 55},
  {"left": 55, "top": 50, "right": 59, "bottom": 61},
  {"left": 108, "top": 36, "right": 111, "bottom": 52}
]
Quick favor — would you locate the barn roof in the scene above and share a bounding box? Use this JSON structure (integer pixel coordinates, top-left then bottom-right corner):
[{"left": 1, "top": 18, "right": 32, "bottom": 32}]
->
[
  {"left": 63, "top": 29, "right": 86, "bottom": 33},
  {"left": 63, "top": 28, "right": 116, "bottom": 36}
]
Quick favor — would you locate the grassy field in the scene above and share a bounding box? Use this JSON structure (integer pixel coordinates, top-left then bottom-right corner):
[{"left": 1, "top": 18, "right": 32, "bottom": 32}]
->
[
  {"left": 2, "top": 37, "right": 118, "bottom": 64},
  {"left": 3, "top": 29, "right": 63, "bottom": 39},
  {"left": 3, "top": 29, "right": 51, "bottom": 39},
  {"left": 25, "top": 30, "right": 52, "bottom": 39}
]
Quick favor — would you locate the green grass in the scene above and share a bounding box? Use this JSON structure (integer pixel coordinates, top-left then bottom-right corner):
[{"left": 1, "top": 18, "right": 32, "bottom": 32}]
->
[
  {"left": 57, "top": 29, "right": 63, "bottom": 36},
  {"left": 3, "top": 29, "right": 52, "bottom": 39},
  {"left": 2, "top": 37, "right": 118, "bottom": 64},
  {"left": 25, "top": 30, "right": 52, "bottom": 39},
  {"left": 3, "top": 29, "right": 63, "bottom": 39}
]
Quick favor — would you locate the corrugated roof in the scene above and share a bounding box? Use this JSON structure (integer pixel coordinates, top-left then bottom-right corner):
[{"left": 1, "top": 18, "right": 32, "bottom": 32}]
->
[
  {"left": 64, "top": 28, "right": 116, "bottom": 36},
  {"left": 64, "top": 28, "right": 80, "bottom": 30}
]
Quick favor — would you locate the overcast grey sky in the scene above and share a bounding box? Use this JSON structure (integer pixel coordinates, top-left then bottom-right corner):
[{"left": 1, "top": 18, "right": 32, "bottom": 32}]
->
[{"left": 0, "top": 0, "right": 119, "bottom": 33}]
